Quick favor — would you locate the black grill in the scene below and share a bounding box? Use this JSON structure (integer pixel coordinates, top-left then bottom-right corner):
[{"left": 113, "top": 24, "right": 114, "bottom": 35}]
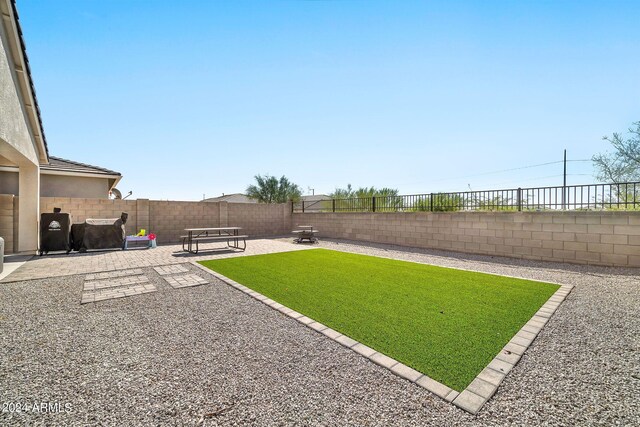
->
[
  {"left": 71, "top": 212, "right": 128, "bottom": 252},
  {"left": 39, "top": 210, "right": 72, "bottom": 255}
]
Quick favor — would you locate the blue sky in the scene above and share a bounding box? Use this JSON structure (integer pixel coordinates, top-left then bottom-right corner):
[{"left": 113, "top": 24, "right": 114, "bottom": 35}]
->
[{"left": 17, "top": 0, "right": 640, "bottom": 200}]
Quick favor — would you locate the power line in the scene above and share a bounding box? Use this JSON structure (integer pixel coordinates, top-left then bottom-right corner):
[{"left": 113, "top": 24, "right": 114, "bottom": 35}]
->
[
  {"left": 430, "top": 159, "right": 592, "bottom": 183},
  {"left": 395, "top": 156, "right": 594, "bottom": 191},
  {"left": 458, "top": 174, "right": 564, "bottom": 192},
  {"left": 442, "top": 172, "right": 595, "bottom": 193},
  {"left": 432, "top": 161, "right": 561, "bottom": 182}
]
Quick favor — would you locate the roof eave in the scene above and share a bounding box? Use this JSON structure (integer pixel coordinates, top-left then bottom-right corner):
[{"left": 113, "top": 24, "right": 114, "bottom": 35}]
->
[
  {"left": 3, "top": 0, "right": 49, "bottom": 163},
  {"left": 0, "top": 164, "right": 121, "bottom": 180},
  {"left": 109, "top": 175, "right": 122, "bottom": 193},
  {"left": 39, "top": 168, "right": 122, "bottom": 179}
]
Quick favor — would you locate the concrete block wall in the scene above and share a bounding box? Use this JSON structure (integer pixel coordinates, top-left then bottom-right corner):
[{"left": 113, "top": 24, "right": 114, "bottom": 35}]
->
[
  {"left": 148, "top": 200, "right": 221, "bottom": 244},
  {"left": 4, "top": 192, "right": 637, "bottom": 267},
  {"left": 227, "top": 202, "right": 292, "bottom": 237},
  {"left": 136, "top": 199, "right": 150, "bottom": 234},
  {"left": 40, "top": 197, "right": 139, "bottom": 237},
  {"left": 293, "top": 211, "right": 640, "bottom": 267},
  {"left": 34, "top": 197, "right": 290, "bottom": 248},
  {"left": 37, "top": 198, "right": 292, "bottom": 247},
  {"left": 146, "top": 201, "right": 291, "bottom": 244}
]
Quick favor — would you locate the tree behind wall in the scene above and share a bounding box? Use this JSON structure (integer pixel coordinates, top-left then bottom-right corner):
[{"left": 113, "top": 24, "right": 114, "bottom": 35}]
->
[
  {"left": 330, "top": 185, "right": 400, "bottom": 199},
  {"left": 330, "top": 185, "right": 401, "bottom": 211},
  {"left": 246, "top": 175, "right": 302, "bottom": 203},
  {"left": 592, "top": 121, "right": 640, "bottom": 183}
]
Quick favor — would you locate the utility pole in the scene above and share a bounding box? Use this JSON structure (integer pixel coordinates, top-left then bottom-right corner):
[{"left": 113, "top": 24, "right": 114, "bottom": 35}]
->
[{"left": 562, "top": 149, "right": 567, "bottom": 210}]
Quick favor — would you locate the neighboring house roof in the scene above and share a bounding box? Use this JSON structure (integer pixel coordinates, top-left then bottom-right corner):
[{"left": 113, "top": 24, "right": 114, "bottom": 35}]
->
[
  {"left": 202, "top": 193, "right": 258, "bottom": 203},
  {"left": 4, "top": 0, "right": 48, "bottom": 161},
  {"left": 300, "top": 194, "right": 331, "bottom": 211},
  {"left": 301, "top": 194, "right": 330, "bottom": 202},
  {"left": 44, "top": 156, "right": 121, "bottom": 176}
]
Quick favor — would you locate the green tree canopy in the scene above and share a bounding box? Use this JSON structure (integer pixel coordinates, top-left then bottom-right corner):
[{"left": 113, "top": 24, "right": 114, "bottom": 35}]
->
[
  {"left": 330, "top": 184, "right": 354, "bottom": 199},
  {"left": 330, "top": 184, "right": 399, "bottom": 199},
  {"left": 592, "top": 121, "right": 640, "bottom": 183},
  {"left": 246, "top": 175, "right": 302, "bottom": 203}
]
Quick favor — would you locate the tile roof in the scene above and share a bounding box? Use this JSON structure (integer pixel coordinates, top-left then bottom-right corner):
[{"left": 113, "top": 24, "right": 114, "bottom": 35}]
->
[{"left": 43, "top": 156, "right": 121, "bottom": 176}]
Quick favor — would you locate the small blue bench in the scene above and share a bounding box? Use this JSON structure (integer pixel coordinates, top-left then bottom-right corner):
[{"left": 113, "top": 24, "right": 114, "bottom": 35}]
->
[{"left": 124, "top": 235, "right": 157, "bottom": 249}]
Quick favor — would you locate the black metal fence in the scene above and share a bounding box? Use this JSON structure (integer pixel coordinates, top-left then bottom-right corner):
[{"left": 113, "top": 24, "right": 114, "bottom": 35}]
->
[{"left": 292, "top": 182, "right": 640, "bottom": 213}]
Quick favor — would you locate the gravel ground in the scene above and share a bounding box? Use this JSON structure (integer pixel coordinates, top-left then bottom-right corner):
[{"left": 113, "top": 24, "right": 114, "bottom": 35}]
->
[{"left": 1, "top": 241, "right": 639, "bottom": 426}]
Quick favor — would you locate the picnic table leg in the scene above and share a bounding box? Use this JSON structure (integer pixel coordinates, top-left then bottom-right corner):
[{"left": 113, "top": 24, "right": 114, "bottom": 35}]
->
[{"left": 231, "top": 237, "right": 246, "bottom": 251}]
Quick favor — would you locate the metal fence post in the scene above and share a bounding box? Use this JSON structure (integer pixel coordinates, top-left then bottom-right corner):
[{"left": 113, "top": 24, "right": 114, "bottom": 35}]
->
[
  {"left": 517, "top": 188, "right": 522, "bottom": 212},
  {"left": 288, "top": 181, "right": 638, "bottom": 213}
]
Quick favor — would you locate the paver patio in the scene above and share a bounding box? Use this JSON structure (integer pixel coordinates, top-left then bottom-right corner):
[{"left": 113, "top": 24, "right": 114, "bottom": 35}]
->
[{"left": 0, "top": 238, "right": 312, "bottom": 283}]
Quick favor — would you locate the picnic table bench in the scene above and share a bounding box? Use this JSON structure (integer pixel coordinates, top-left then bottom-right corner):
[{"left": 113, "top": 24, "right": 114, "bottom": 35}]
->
[
  {"left": 182, "top": 227, "right": 247, "bottom": 254},
  {"left": 292, "top": 225, "right": 318, "bottom": 243}
]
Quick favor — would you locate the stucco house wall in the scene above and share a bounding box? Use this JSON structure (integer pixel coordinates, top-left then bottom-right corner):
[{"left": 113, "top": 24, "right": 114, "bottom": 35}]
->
[
  {"left": 0, "top": 171, "right": 113, "bottom": 198},
  {"left": 40, "top": 174, "right": 111, "bottom": 198},
  {"left": 0, "top": 11, "right": 38, "bottom": 165}
]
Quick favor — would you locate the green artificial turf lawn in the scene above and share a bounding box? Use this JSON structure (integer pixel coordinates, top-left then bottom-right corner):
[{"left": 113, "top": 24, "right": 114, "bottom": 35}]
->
[{"left": 199, "top": 249, "right": 559, "bottom": 391}]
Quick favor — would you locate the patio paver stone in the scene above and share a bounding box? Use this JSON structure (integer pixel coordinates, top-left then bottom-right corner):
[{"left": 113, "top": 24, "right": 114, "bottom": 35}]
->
[
  {"left": 83, "top": 275, "right": 149, "bottom": 291},
  {"left": 153, "top": 265, "right": 189, "bottom": 275},
  {"left": 163, "top": 274, "right": 208, "bottom": 289},
  {"left": 85, "top": 268, "right": 144, "bottom": 280},
  {"left": 390, "top": 363, "right": 423, "bottom": 382},
  {"left": 81, "top": 283, "right": 157, "bottom": 304}
]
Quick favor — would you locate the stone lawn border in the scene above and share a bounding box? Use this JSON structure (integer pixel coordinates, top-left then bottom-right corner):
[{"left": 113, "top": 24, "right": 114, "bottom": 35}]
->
[{"left": 191, "top": 261, "right": 574, "bottom": 415}]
